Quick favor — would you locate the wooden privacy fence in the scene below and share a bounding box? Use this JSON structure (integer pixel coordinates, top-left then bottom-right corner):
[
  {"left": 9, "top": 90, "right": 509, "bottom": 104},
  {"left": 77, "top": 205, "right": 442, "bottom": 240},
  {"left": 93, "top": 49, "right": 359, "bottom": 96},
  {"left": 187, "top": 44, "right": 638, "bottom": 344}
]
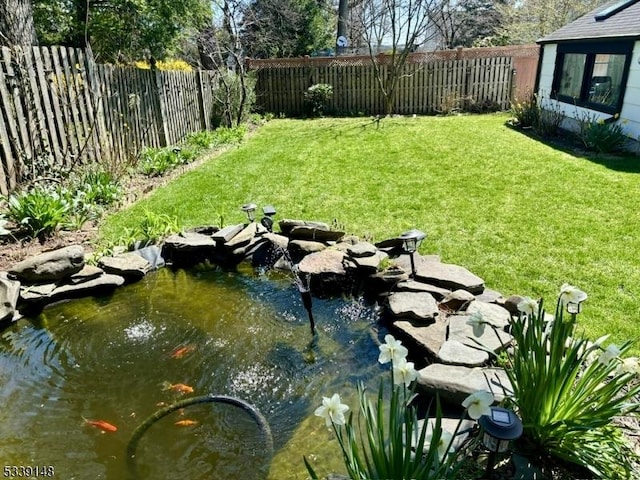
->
[
  {"left": 0, "top": 46, "right": 220, "bottom": 196},
  {"left": 249, "top": 45, "right": 540, "bottom": 116}
]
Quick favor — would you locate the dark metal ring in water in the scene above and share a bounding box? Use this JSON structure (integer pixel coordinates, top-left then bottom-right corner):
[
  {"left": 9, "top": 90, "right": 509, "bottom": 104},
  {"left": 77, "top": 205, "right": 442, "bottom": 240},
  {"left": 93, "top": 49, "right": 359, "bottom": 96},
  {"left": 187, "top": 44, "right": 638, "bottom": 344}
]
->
[{"left": 126, "top": 394, "right": 273, "bottom": 478}]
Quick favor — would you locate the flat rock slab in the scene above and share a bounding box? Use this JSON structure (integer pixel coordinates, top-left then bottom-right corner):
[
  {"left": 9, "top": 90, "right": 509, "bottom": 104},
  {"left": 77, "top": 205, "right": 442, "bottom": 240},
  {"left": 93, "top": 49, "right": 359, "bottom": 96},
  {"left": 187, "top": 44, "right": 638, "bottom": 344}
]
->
[
  {"left": 393, "top": 316, "right": 447, "bottom": 358},
  {"left": 346, "top": 242, "right": 378, "bottom": 258},
  {"left": 98, "top": 252, "right": 152, "bottom": 280},
  {"left": 289, "top": 226, "right": 345, "bottom": 242},
  {"left": 349, "top": 251, "right": 388, "bottom": 274},
  {"left": 397, "top": 256, "right": 484, "bottom": 294},
  {"left": 68, "top": 265, "right": 104, "bottom": 284},
  {"left": 439, "top": 289, "right": 476, "bottom": 313},
  {"left": 211, "top": 224, "right": 244, "bottom": 243},
  {"left": 278, "top": 219, "right": 329, "bottom": 235},
  {"left": 448, "top": 315, "right": 513, "bottom": 353},
  {"left": 387, "top": 291, "right": 438, "bottom": 323},
  {"left": 9, "top": 245, "right": 85, "bottom": 283},
  {"left": 226, "top": 222, "right": 260, "bottom": 248},
  {"left": 164, "top": 232, "right": 216, "bottom": 250},
  {"left": 393, "top": 279, "right": 450, "bottom": 300},
  {"left": 298, "top": 249, "right": 346, "bottom": 275},
  {"left": 438, "top": 339, "right": 489, "bottom": 367},
  {"left": 465, "top": 301, "right": 511, "bottom": 329},
  {"left": 20, "top": 274, "right": 125, "bottom": 304},
  {"left": 288, "top": 239, "right": 326, "bottom": 261},
  {"left": 417, "top": 364, "right": 511, "bottom": 404}
]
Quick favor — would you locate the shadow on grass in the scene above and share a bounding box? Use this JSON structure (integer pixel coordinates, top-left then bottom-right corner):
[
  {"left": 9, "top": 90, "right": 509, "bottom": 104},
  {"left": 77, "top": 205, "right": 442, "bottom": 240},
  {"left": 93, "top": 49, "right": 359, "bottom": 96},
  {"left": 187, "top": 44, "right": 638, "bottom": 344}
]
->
[{"left": 505, "top": 122, "right": 640, "bottom": 174}]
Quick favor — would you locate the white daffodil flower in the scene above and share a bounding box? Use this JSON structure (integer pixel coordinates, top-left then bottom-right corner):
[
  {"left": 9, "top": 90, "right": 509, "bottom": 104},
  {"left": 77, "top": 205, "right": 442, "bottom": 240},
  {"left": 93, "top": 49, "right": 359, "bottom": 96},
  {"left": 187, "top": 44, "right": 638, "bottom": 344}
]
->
[
  {"left": 461, "top": 391, "right": 494, "bottom": 420},
  {"left": 392, "top": 357, "right": 418, "bottom": 386},
  {"left": 616, "top": 357, "right": 639, "bottom": 375},
  {"left": 426, "top": 430, "right": 453, "bottom": 461},
  {"left": 517, "top": 296, "right": 538, "bottom": 315},
  {"left": 314, "top": 393, "right": 350, "bottom": 427},
  {"left": 598, "top": 344, "right": 621, "bottom": 366},
  {"left": 466, "top": 312, "right": 485, "bottom": 337},
  {"left": 559, "top": 283, "right": 588, "bottom": 306},
  {"left": 378, "top": 334, "right": 408, "bottom": 365}
]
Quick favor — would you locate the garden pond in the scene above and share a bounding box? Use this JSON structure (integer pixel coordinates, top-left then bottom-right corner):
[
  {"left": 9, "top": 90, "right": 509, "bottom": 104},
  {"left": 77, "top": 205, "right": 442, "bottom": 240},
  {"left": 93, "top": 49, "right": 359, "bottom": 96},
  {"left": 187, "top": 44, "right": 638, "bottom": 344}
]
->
[{"left": 0, "top": 265, "right": 389, "bottom": 479}]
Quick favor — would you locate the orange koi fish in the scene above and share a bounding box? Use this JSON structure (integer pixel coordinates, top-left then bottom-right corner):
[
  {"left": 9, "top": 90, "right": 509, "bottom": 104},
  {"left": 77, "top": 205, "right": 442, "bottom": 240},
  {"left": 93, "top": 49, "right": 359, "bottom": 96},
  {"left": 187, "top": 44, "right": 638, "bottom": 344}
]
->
[
  {"left": 170, "top": 345, "right": 196, "bottom": 359},
  {"left": 162, "top": 382, "right": 194, "bottom": 394},
  {"left": 83, "top": 417, "right": 118, "bottom": 432},
  {"left": 175, "top": 419, "right": 199, "bottom": 427}
]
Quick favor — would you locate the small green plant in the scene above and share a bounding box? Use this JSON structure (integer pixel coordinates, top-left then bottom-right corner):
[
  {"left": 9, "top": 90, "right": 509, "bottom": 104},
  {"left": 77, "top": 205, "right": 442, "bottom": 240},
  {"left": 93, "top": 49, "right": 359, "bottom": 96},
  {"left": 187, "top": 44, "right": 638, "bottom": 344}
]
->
[
  {"left": 305, "top": 335, "right": 488, "bottom": 479},
  {"left": 510, "top": 94, "right": 564, "bottom": 136},
  {"left": 510, "top": 94, "right": 540, "bottom": 128},
  {"left": 578, "top": 113, "right": 628, "bottom": 153},
  {"left": 304, "top": 83, "right": 334, "bottom": 117},
  {"left": 470, "top": 284, "right": 640, "bottom": 478},
  {"left": 139, "top": 210, "right": 180, "bottom": 245},
  {"left": 6, "top": 185, "right": 71, "bottom": 239},
  {"left": 138, "top": 147, "right": 181, "bottom": 176},
  {"left": 77, "top": 170, "right": 122, "bottom": 206}
]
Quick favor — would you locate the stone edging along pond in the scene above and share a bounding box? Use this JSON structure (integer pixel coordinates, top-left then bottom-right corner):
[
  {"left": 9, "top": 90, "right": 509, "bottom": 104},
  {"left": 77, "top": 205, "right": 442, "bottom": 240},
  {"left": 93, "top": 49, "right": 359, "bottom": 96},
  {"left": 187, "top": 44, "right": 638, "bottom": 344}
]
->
[{"left": 0, "top": 218, "right": 519, "bottom": 405}]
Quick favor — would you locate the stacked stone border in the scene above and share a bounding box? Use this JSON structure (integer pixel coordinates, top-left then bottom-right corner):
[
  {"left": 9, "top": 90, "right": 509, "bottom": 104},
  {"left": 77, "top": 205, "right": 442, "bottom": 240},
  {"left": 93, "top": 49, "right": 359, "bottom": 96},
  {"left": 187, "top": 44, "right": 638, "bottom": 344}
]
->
[{"left": 1, "top": 218, "right": 520, "bottom": 405}]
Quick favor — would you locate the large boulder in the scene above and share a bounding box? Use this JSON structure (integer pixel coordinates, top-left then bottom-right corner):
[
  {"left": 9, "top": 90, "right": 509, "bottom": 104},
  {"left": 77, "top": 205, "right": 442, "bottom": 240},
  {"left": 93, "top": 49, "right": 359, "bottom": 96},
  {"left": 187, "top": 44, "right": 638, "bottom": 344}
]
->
[
  {"left": 9, "top": 245, "right": 85, "bottom": 283},
  {"left": 162, "top": 231, "right": 217, "bottom": 267},
  {"left": 297, "top": 249, "right": 350, "bottom": 296}
]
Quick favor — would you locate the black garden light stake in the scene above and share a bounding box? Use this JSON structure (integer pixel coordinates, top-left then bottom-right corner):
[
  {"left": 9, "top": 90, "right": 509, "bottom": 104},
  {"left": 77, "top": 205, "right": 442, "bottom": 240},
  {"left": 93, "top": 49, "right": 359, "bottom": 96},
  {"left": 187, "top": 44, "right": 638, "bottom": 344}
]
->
[
  {"left": 479, "top": 406, "right": 523, "bottom": 477},
  {"left": 261, "top": 205, "right": 276, "bottom": 232},
  {"left": 399, "top": 229, "right": 426, "bottom": 278}
]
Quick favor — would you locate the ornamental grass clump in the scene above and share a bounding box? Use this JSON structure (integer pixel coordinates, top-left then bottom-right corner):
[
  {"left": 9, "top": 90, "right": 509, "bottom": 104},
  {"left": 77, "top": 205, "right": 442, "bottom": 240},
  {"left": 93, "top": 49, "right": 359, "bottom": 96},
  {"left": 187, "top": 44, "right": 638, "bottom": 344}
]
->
[
  {"left": 305, "top": 334, "right": 492, "bottom": 480},
  {"left": 471, "top": 284, "right": 640, "bottom": 479}
]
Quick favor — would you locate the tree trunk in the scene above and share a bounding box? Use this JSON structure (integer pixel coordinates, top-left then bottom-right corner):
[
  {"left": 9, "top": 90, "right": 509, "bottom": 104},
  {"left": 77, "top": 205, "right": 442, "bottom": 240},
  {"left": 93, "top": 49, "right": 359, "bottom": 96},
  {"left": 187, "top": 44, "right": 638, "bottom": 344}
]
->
[{"left": 0, "top": 0, "right": 38, "bottom": 46}]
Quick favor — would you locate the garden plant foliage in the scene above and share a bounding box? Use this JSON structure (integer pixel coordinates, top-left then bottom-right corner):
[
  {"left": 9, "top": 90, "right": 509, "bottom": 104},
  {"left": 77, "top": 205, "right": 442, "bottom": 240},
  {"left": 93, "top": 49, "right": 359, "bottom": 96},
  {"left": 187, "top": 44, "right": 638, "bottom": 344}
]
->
[
  {"left": 471, "top": 286, "right": 640, "bottom": 478},
  {"left": 305, "top": 335, "right": 491, "bottom": 479}
]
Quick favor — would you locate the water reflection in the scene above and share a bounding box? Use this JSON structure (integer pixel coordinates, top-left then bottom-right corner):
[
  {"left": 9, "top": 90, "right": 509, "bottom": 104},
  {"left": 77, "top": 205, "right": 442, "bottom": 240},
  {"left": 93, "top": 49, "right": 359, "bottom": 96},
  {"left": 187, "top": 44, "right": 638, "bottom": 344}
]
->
[{"left": 0, "top": 267, "right": 385, "bottom": 479}]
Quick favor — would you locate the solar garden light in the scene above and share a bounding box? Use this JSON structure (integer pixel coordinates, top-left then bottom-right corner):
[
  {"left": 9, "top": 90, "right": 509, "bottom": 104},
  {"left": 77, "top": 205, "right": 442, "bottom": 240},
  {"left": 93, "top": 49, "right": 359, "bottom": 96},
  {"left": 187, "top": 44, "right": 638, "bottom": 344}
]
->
[
  {"left": 399, "top": 229, "right": 426, "bottom": 278},
  {"left": 478, "top": 407, "right": 523, "bottom": 477},
  {"left": 241, "top": 203, "right": 258, "bottom": 222},
  {"left": 260, "top": 205, "right": 276, "bottom": 232},
  {"left": 565, "top": 298, "right": 585, "bottom": 315}
]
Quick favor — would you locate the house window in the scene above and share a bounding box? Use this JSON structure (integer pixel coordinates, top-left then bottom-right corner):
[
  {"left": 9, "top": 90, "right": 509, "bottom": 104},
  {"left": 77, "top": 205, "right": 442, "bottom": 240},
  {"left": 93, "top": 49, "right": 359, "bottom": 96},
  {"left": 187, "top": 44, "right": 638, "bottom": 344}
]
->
[{"left": 552, "top": 41, "right": 633, "bottom": 114}]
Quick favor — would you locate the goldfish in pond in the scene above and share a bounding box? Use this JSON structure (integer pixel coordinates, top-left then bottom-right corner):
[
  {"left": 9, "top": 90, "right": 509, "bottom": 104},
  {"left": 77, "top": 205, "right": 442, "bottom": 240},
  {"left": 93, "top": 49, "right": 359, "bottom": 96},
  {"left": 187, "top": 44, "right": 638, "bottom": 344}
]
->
[
  {"left": 162, "top": 382, "right": 194, "bottom": 394},
  {"left": 175, "top": 419, "right": 199, "bottom": 427},
  {"left": 170, "top": 345, "right": 196, "bottom": 359},
  {"left": 83, "top": 417, "right": 118, "bottom": 432}
]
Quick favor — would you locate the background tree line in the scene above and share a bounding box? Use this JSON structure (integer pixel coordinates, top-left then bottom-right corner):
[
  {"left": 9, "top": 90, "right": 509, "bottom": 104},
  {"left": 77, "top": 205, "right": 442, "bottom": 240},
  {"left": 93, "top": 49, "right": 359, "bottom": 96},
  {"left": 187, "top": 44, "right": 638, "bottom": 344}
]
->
[{"left": 1, "top": 0, "right": 610, "bottom": 65}]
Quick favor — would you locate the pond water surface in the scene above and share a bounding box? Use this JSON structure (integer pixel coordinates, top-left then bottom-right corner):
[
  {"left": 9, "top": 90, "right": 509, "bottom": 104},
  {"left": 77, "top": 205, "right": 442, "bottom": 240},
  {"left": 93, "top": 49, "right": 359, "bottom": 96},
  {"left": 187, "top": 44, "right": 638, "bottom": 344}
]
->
[{"left": 0, "top": 265, "right": 388, "bottom": 479}]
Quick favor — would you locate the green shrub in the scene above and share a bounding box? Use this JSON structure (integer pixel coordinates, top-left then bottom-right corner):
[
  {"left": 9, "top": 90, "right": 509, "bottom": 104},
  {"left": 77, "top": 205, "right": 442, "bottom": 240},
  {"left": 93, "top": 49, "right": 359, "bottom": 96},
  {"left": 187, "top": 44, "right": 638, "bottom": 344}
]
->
[
  {"left": 185, "top": 125, "right": 247, "bottom": 151},
  {"left": 138, "top": 147, "right": 181, "bottom": 176},
  {"left": 78, "top": 170, "right": 122, "bottom": 206},
  {"left": 578, "top": 113, "right": 628, "bottom": 153},
  {"left": 510, "top": 95, "right": 539, "bottom": 129},
  {"left": 304, "top": 83, "right": 334, "bottom": 117},
  {"left": 511, "top": 94, "right": 565, "bottom": 137},
  {"left": 6, "top": 185, "right": 71, "bottom": 239}
]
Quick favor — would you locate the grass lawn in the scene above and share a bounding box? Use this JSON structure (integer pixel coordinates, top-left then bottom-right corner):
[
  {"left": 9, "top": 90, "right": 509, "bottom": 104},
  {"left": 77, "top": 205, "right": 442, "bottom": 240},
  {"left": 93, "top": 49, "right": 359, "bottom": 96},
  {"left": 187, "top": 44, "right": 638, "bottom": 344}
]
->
[{"left": 100, "top": 113, "right": 640, "bottom": 355}]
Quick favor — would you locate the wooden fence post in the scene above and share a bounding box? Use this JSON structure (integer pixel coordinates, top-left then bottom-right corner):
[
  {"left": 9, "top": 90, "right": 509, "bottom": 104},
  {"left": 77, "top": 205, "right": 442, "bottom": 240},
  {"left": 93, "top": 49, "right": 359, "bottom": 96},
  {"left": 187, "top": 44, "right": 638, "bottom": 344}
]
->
[{"left": 152, "top": 69, "right": 168, "bottom": 147}]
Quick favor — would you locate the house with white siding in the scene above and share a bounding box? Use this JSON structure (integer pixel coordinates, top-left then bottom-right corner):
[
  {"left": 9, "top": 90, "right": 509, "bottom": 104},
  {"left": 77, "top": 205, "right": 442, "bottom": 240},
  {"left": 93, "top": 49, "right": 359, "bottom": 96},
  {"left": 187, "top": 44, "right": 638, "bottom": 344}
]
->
[{"left": 536, "top": 0, "right": 640, "bottom": 151}]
